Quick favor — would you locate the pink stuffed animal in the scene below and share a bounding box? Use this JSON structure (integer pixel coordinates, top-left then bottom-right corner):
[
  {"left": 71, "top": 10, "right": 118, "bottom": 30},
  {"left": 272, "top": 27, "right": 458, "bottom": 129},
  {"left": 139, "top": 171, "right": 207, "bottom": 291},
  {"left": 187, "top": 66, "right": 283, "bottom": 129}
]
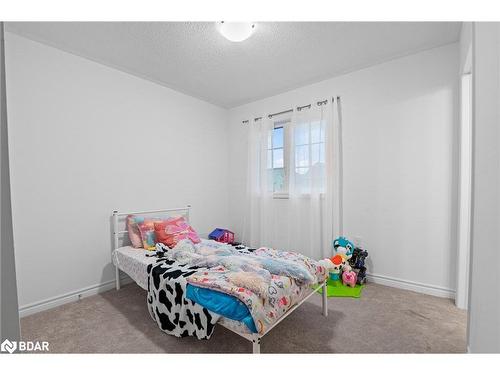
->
[{"left": 342, "top": 270, "right": 357, "bottom": 287}]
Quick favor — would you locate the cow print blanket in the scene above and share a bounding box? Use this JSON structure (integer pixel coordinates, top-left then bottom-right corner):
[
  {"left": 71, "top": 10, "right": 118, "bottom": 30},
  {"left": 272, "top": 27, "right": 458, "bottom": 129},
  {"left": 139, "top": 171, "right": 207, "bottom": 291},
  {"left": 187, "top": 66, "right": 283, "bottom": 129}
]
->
[{"left": 147, "top": 259, "right": 220, "bottom": 340}]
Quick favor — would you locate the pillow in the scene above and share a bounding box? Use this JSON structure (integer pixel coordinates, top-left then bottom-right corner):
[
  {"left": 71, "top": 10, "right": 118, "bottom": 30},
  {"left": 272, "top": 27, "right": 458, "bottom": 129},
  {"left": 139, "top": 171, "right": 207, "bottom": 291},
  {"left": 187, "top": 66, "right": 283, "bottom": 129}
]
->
[
  {"left": 154, "top": 216, "right": 200, "bottom": 248},
  {"left": 126, "top": 215, "right": 144, "bottom": 248},
  {"left": 127, "top": 214, "right": 172, "bottom": 249},
  {"left": 138, "top": 218, "right": 164, "bottom": 250}
]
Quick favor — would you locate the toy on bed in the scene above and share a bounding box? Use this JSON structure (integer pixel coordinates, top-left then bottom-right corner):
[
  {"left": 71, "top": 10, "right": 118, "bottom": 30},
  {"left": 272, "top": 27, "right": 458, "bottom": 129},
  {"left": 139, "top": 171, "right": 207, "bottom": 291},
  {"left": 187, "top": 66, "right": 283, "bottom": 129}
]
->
[
  {"left": 333, "top": 236, "right": 355, "bottom": 260},
  {"left": 209, "top": 228, "right": 235, "bottom": 244}
]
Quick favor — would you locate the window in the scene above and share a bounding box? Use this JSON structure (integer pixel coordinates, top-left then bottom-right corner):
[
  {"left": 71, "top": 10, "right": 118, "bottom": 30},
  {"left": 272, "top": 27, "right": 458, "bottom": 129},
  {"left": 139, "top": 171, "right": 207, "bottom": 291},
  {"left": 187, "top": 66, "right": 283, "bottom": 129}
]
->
[
  {"left": 267, "top": 116, "right": 326, "bottom": 196},
  {"left": 294, "top": 119, "right": 326, "bottom": 193},
  {"left": 267, "top": 120, "right": 288, "bottom": 193}
]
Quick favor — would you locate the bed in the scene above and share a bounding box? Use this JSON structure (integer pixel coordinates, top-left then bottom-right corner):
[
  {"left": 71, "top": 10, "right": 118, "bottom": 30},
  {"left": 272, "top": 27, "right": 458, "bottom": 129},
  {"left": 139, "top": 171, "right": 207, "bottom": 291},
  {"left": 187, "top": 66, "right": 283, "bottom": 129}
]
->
[{"left": 111, "top": 206, "right": 328, "bottom": 354}]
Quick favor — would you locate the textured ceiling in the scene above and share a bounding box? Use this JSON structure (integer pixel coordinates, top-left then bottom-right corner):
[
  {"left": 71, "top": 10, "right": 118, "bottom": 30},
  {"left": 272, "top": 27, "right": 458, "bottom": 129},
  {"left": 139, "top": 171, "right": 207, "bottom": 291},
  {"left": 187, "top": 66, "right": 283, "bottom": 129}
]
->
[{"left": 6, "top": 22, "right": 461, "bottom": 108}]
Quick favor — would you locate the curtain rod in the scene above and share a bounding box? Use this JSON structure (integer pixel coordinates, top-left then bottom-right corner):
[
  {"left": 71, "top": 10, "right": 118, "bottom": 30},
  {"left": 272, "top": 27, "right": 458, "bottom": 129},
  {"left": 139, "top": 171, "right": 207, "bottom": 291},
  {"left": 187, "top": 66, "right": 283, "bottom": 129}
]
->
[{"left": 242, "top": 98, "right": 333, "bottom": 124}]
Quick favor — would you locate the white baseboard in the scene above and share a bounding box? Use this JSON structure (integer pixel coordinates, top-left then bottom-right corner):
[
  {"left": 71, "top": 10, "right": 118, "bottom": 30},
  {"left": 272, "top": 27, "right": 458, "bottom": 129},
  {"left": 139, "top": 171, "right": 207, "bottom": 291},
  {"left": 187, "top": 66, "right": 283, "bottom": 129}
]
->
[
  {"left": 19, "top": 276, "right": 133, "bottom": 318},
  {"left": 367, "top": 272, "right": 456, "bottom": 299}
]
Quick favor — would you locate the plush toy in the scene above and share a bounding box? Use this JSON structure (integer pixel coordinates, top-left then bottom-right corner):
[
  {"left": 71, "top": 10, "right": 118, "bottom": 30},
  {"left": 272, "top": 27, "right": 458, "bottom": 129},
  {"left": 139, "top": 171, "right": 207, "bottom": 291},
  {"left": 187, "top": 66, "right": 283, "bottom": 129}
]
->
[
  {"left": 348, "top": 247, "right": 369, "bottom": 285},
  {"left": 317, "top": 258, "right": 334, "bottom": 278},
  {"left": 329, "top": 255, "right": 344, "bottom": 281},
  {"left": 342, "top": 263, "right": 352, "bottom": 273},
  {"left": 342, "top": 270, "right": 357, "bottom": 287},
  {"left": 349, "top": 248, "right": 369, "bottom": 269},
  {"left": 333, "top": 236, "right": 355, "bottom": 260},
  {"left": 318, "top": 258, "right": 334, "bottom": 271},
  {"left": 354, "top": 266, "right": 367, "bottom": 285}
]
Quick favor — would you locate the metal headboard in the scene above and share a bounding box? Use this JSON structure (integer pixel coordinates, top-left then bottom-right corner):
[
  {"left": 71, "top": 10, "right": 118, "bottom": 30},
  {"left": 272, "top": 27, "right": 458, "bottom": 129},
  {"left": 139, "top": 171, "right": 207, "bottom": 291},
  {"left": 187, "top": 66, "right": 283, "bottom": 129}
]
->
[{"left": 111, "top": 205, "right": 191, "bottom": 290}]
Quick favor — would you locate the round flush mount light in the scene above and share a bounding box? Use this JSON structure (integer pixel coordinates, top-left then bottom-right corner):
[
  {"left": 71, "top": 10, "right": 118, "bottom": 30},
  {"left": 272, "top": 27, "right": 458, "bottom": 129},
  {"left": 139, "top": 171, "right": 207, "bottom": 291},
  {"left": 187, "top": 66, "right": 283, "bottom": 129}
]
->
[{"left": 217, "top": 22, "right": 256, "bottom": 42}]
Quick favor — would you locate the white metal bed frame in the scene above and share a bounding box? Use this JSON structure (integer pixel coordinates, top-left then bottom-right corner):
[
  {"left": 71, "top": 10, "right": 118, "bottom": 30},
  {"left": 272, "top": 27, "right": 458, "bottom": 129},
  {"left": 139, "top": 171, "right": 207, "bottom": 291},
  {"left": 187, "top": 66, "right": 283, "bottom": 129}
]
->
[{"left": 111, "top": 205, "right": 328, "bottom": 354}]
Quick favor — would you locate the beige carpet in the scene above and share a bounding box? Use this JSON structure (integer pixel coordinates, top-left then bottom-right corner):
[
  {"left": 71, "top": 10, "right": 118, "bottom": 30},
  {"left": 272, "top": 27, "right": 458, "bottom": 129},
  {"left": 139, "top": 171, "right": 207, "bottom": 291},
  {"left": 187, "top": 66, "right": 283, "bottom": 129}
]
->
[{"left": 21, "top": 283, "right": 467, "bottom": 353}]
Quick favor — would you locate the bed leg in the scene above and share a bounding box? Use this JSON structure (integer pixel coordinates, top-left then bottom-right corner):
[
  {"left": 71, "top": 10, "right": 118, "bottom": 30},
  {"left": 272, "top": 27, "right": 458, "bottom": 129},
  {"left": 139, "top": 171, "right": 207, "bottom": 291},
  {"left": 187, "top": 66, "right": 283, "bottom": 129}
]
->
[
  {"left": 115, "top": 266, "right": 121, "bottom": 290},
  {"left": 252, "top": 336, "right": 261, "bottom": 354},
  {"left": 322, "top": 281, "right": 328, "bottom": 317}
]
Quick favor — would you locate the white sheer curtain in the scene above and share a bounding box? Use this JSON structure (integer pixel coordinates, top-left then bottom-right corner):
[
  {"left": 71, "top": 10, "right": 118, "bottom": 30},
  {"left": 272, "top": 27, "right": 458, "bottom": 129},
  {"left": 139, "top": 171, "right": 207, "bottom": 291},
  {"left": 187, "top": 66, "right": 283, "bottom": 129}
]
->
[
  {"left": 243, "top": 98, "right": 343, "bottom": 260},
  {"left": 285, "top": 102, "right": 329, "bottom": 259},
  {"left": 244, "top": 116, "right": 276, "bottom": 248}
]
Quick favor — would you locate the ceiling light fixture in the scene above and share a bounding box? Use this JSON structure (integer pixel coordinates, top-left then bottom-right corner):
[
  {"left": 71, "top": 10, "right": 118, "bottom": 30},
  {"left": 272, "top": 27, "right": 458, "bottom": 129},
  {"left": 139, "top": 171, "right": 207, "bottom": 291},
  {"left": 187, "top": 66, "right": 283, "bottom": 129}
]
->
[{"left": 217, "top": 22, "right": 256, "bottom": 42}]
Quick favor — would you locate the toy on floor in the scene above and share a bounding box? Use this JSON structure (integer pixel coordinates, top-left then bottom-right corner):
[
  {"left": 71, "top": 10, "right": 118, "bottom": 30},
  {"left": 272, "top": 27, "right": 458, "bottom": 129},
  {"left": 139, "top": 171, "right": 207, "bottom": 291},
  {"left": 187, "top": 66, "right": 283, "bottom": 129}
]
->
[
  {"left": 318, "top": 258, "right": 335, "bottom": 281},
  {"left": 355, "top": 267, "right": 367, "bottom": 285},
  {"left": 318, "top": 258, "right": 334, "bottom": 270},
  {"left": 314, "top": 237, "right": 370, "bottom": 296},
  {"left": 329, "top": 254, "right": 344, "bottom": 281},
  {"left": 342, "top": 263, "right": 352, "bottom": 273},
  {"left": 349, "top": 247, "right": 369, "bottom": 285},
  {"left": 315, "top": 278, "right": 363, "bottom": 298},
  {"left": 333, "top": 236, "right": 355, "bottom": 260},
  {"left": 349, "top": 248, "right": 369, "bottom": 269},
  {"left": 342, "top": 270, "right": 357, "bottom": 287}
]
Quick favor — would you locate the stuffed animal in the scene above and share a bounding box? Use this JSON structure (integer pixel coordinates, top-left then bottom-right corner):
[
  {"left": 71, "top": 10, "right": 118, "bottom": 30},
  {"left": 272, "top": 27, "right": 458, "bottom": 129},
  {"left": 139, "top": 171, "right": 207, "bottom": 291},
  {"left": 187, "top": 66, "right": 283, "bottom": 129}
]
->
[
  {"left": 342, "top": 263, "right": 352, "bottom": 273},
  {"left": 355, "top": 266, "right": 367, "bottom": 285},
  {"left": 318, "top": 258, "right": 334, "bottom": 272},
  {"left": 329, "top": 255, "right": 344, "bottom": 281},
  {"left": 348, "top": 247, "right": 369, "bottom": 285},
  {"left": 349, "top": 248, "right": 369, "bottom": 269},
  {"left": 333, "top": 236, "right": 355, "bottom": 260},
  {"left": 317, "top": 258, "right": 334, "bottom": 280},
  {"left": 342, "top": 270, "right": 357, "bottom": 287}
]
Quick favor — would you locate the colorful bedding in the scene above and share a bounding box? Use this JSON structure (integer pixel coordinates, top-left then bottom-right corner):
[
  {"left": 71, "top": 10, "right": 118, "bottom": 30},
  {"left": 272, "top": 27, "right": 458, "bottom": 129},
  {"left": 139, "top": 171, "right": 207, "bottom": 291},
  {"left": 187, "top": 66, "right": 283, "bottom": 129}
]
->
[
  {"left": 147, "top": 240, "right": 328, "bottom": 338},
  {"left": 169, "top": 240, "right": 328, "bottom": 334}
]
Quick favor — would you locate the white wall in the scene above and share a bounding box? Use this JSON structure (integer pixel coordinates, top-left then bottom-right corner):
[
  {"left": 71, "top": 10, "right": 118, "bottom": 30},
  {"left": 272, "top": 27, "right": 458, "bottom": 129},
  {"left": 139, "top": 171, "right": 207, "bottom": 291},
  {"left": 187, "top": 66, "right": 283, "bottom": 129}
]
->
[
  {"left": 467, "top": 22, "right": 500, "bottom": 353},
  {"left": 5, "top": 33, "right": 229, "bottom": 313},
  {"left": 228, "top": 44, "right": 459, "bottom": 297}
]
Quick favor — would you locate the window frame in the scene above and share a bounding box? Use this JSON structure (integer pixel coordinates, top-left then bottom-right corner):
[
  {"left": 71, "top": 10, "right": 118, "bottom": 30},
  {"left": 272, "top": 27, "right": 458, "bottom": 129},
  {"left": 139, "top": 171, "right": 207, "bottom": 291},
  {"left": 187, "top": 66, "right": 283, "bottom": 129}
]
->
[
  {"left": 267, "top": 115, "right": 326, "bottom": 199},
  {"left": 267, "top": 118, "right": 291, "bottom": 198}
]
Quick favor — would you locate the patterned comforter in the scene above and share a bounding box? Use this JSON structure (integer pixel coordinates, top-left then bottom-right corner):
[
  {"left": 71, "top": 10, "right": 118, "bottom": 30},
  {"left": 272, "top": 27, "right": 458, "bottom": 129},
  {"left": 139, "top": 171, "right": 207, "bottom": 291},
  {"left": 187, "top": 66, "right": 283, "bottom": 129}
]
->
[
  {"left": 186, "top": 246, "right": 328, "bottom": 334},
  {"left": 147, "top": 240, "right": 328, "bottom": 338}
]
